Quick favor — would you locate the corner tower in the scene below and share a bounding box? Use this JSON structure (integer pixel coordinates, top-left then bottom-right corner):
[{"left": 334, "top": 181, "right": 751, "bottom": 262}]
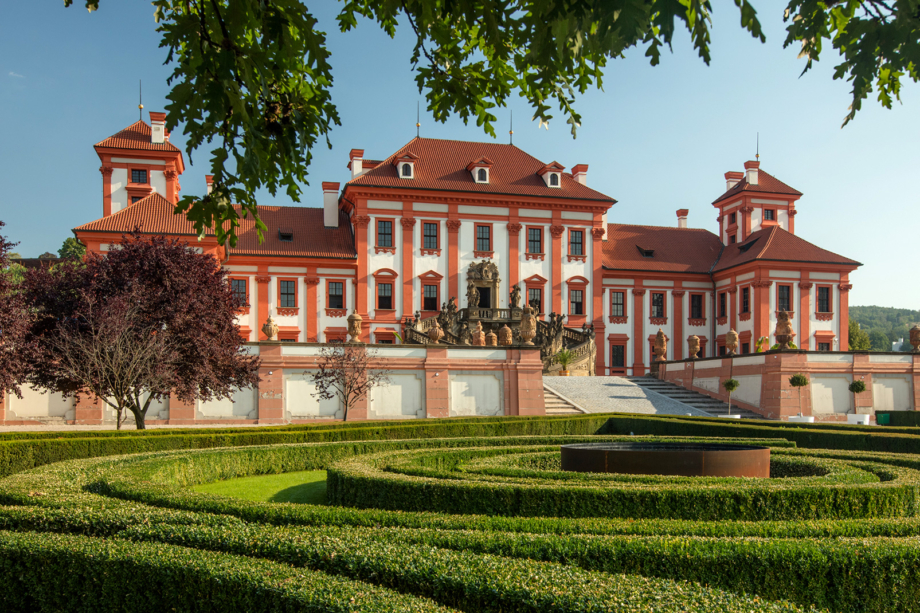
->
[
  {"left": 711, "top": 161, "right": 802, "bottom": 245},
  {"left": 94, "top": 112, "right": 185, "bottom": 217}
]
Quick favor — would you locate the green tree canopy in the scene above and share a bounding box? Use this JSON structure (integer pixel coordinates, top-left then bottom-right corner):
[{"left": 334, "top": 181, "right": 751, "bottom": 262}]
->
[
  {"left": 847, "top": 320, "right": 871, "bottom": 351},
  {"left": 65, "top": 1, "right": 920, "bottom": 245},
  {"left": 58, "top": 237, "right": 86, "bottom": 260},
  {"left": 868, "top": 330, "right": 892, "bottom": 352}
]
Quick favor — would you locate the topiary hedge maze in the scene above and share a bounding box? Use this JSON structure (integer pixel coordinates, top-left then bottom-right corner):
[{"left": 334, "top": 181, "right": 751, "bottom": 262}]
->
[{"left": 0, "top": 414, "right": 919, "bottom": 612}]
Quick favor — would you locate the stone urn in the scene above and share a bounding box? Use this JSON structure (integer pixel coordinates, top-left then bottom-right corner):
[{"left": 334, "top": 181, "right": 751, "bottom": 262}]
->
[
  {"left": 485, "top": 326, "right": 498, "bottom": 347},
  {"left": 471, "top": 321, "right": 485, "bottom": 346},
  {"left": 261, "top": 316, "right": 279, "bottom": 341},
  {"left": 911, "top": 325, "right": 920, "bottom": 353},
  {"left": 498, "top": 323, "right": 513, "bottom": 346},
  {"left": 347, "top": 310, "right": 363, "bottom": 343},
  {"left": 520, "top": 304, "right": 536, "bottom": 346},
  {"left": 653, "top": 328, "right": 668, "bottom": 362},
  {"left": 725, "top": 329, "right": 739, "bottom": 356},
  {"left": 428, "top": 320, "right": 444, "bottom": 344},
  {"left": 688, "top": 335, "right": 700, "bottom": 360},
  {"left": 775, "top": 310, "right": 795, "bottom": 350}
]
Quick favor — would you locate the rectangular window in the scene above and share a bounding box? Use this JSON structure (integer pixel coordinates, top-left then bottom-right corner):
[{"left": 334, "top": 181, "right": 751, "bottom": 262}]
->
[
  {"left": 475, "top": 225, "right": 491, "bottom": 252},
  {"left": 230, "top": 279, "right": 248, "bottom": 305},
  {"left": 651, "top": 292, "right": 665, "bottom": 318},
  {"left": 778, "top": 285, "right": 791, "bottom": 312},
  {"left": 131, "top": 196, "right": 143, "bottom": 204},
  {"left": 423, "top": 285, "right": 438, "bottom": 312},
  {"left": 377, "top": 220, "right": 393, "bottom": 247},
  {"left": 569, "top": 230, "right": 584, "bottom": 256},
  {"left": 378, "top": 339, "right": 393, "bottom": 344},
  {"left": 279, "top": 280, "right": 296, "bottom": 308},
  {"left": 719, "top": 292, "right": 727, "bottom": 318},
  {"left": 741, "top": 342, "right": 750, "bottom": 354},
  {"left": 818, "top": 342, "right": 831, "bottom": 352},
  {"left": 528, "top": 288, "right": 542, "bottom": 313},
  {"left": 729, "top": 235, "right": 737, "bottom": 244},
  {"left": 764, "top": 209, "right": 776, "bottom": 221},
  {"left": 741, "top": 287, "right": 750, "bottom": 313},
  {"left": 610, "top": 345, "right": 625, "bottom": 368},
  {"left": 817, "top": 287, "right": 831, "bottom": 313},
  {"left": 719, "top": 345, "right": 727, "bottom": 356},
  {"left": 377, "top": 283, "right": 393, "bottom": 310},
  {"left": 131, "top": 169, "right": 148, "bottom": 184},
  {"left": 328, "top": 282, "right": 344, "bottom": 309},
  {"left": 527, "top": 228, "right": 542, "bottom": 254},
  {"left": 691, "top": 294, "right": 703, "bottom": 319},
  {"left": 728, "top": 212, "right": 736, "bottom": 225},
  {"left": 610, "top": 291, "right": 625, "bottom": 317},
  {"left": 279, "top": 338, "right": 296, "bottom": 343},
  {"left": 569, "top": 290, "right": 584, "bottom": 315},
  {"left": 423, "top": 222, "right": 438, "bottom": 249}
]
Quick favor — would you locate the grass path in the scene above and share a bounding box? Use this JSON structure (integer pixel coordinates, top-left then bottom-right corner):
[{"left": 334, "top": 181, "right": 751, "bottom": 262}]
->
[{"left": 193, "top": 470, "right": 328, "bottom": 505}]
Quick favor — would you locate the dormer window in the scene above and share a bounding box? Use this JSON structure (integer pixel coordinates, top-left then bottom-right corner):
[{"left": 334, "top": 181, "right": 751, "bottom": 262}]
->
[
  {"left": 637, "top": 246, "right": 654, "bottom": 258},
  {"left": 393, "top": 151, "right": 419, "bottom": 180},
  {"left": 477, "top": 168, "right": 488, "bottom": 182},
  {"left": 466, "top": 156, "right": 493, "bottom": 184},
  {"left": 537, "top": 161, "right": 565, "bottom": 188},
  {"left": 279, "top": 228, "right": 293, "bottom": 242}
]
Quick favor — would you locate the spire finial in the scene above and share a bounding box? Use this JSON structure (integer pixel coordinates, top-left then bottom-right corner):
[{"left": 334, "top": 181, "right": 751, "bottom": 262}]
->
[
  {"left": 509, "top": 110, "right": 514, "bottom": 145},
  {"left": 138, "top": 80, "right": 144, "bottom": 120},
  {"left": 416, "top": 101, "right": 420, "bottom": 137},
  {"left": 756, "top": 132, "right": 759, "bottom": 161}
]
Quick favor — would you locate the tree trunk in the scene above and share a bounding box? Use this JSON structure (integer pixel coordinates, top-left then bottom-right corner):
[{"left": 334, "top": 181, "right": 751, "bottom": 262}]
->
[
  {"left": 129, "top": 406, "right": 147, "bottom": 430},
  {"left": 727, "top": 392, "right": 732, "bottom": 415}
]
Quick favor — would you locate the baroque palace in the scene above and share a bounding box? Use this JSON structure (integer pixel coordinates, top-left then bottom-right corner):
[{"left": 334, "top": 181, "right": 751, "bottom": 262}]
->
[{"left": 75, "top": 112, "right": 860, "bottom": 377}]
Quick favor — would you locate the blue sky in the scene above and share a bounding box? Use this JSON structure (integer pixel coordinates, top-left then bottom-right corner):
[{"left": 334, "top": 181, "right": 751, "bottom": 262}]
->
[{"left": 1, "top": 2, "right": 917, "bottom": 308}]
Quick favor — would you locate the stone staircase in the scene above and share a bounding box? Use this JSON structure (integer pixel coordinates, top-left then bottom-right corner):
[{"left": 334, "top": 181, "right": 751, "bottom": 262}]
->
[
  {"left": 542, "top": 384, "right": 588, "bottom": 416},
  {"left": 624, "top": 377, "right": 766, "bottom": 420}
]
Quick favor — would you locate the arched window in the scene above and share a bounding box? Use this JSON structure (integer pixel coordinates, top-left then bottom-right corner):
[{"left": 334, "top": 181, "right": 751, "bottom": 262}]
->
[
  {"left": 401, "top": 163, "right": 413, "bottom": 178},
  {"left": 550, "top": 173, "right": 559, "bottom": 187},
  {"left": 477, "top": 168, "right": 487, "bottom": 182}
]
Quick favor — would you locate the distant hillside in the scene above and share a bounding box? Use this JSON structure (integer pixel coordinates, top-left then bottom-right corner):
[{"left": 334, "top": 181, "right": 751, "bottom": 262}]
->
[{"left": 850, "top": 306, "right": 920, "bottom": 342}]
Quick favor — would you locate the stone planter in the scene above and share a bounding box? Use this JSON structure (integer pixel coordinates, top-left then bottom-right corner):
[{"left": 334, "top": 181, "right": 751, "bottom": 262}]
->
[
  {"left": 718, "top": 414, "right": 742, "bottom": 419},
  {"left": 559, "top": 370, "right": 570, "bottom": 377},
  {"left": 788, "top": 415, "right": 815, "bottom": 423}
]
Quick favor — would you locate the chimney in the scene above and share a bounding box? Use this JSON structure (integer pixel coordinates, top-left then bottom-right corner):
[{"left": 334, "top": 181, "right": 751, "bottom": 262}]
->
[
  {"left": 149, "top": 112, "right": 166, "bottom": 144},
  {"left": 724, "top": 171, "right": 744, "bottom": 191},
  {"left": 205, "top": 175, "right": 214, "bottom": 195},
  {"left": 744, "top": 160, "right": 760, "bottom": 185},
  {"left": 676, "top": 209, "right": 689, "bottom": 229},
  {"left": 322, "top": 182, "right": 340, "bottom": 228},
  {"left": 349, "top": 149, "right": 364, "bottom": 179},
  {"left": 571, "top": 164, "right": 588, "bottom": 186}
]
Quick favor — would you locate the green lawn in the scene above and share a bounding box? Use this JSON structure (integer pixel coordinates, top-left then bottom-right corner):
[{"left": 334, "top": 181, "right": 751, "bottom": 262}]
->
[{"left": 192, "top": 470, "right": 328, "bottom": 505}]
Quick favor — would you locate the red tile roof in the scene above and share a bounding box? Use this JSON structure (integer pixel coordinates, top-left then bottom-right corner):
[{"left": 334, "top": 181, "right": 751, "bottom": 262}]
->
[
  {"left": 603, "top": 224, "right": 724, "bottom": 274},
  {"left": 74, "top": 194, "right": 356, "bottom": 260},
  {"left": 95, "top": 120, "right": 181, "bottom": 153},
  {"left": 347, "top": 137, "right": 615, "bottom": 202},
  {"left": 712, "top": 226, "right": 860, "bottom": 272},
  {"left": 712, "top": 169, "right": 801, "bottom": 204}
]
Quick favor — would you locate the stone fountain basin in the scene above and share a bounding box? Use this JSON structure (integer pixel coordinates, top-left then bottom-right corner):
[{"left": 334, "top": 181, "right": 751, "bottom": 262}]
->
[{"left": 560, "top": 442, "right": 770, "bottom": 478}]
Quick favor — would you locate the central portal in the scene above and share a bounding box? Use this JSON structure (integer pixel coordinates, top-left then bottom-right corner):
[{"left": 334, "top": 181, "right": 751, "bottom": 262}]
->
[
  {"left": 466, "top": 260, "right": 500, "bottom": 310},
  {"left": 478, "top": 287, "right": 492, "bottom": 309}
]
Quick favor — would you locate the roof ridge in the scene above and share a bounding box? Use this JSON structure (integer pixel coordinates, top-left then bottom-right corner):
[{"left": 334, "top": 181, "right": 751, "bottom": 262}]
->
[{"left": 607, "top": 222, "right": 716, "bottom": 234}]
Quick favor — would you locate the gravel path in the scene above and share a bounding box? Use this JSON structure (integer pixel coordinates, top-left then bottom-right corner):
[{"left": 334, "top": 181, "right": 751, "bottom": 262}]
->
[{"left": 544, "top": 377, "right": 711, "bottom": 416}]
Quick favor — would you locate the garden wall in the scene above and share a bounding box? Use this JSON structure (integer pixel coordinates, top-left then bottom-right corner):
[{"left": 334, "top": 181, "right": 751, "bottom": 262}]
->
[
  {"left": 658, "top": 351, "right": 920, "bottom": 422},
  {"left": 0, "top": 343, "right": 545, "bottom": 426}
]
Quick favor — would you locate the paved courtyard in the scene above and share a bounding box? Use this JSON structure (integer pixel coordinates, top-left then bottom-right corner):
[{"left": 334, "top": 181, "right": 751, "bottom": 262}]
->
[{"left": 544, "top": 376, "right": 711, "bottom": 416}]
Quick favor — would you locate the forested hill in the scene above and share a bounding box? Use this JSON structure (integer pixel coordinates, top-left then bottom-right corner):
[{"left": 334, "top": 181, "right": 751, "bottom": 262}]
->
[{"left": 850, "top": 306, "right": 919, "bottom": 343}]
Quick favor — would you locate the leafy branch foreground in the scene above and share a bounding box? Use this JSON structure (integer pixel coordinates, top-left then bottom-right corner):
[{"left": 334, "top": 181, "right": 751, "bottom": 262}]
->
[{"left": 65, "top": 1, "right": 920, "bottom": 246}]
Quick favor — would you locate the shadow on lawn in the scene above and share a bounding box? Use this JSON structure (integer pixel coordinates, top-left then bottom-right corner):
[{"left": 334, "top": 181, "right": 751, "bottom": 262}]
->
[{"left": 269, "top": 479, "right": 328, "bottom": 505}]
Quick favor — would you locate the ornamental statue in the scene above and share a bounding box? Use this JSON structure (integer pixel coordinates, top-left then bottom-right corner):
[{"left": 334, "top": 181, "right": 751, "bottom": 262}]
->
[
  {"left": 468, "top": 259, "right": 499, "bottom": 281},
  {"left": 466, "top": 281, "right": 480, "bottom": 308},
  {"left": 485, "top": 325, "right": 498, "bottom": 346},
  {"left": 775, "top": 311, "right": 795, "bottom": 350},
  {"left": 428, "top": 320, "right": 444, "bottom": 344},
  {"left": 653, "top": 328, "right": 667, "bottom": 362},
  {"left": 261, "top": 316, "right": 279, "bottom": 341},
  {"left": 910, "top": 325, "right": 920, "bottom": 353},
  {"left": 509, "top": 284, "right": 521, "bottom": 309},
  {"left": 688, "top": 335, "right": 700, "bottom": 359},
  {"left": 471, "top": 321, "right": 485, "bottom": 346},
  {"left": 347, "top": 310, "right": 363, "bottom": 343},
  {"left": 520, "top": 304, "right": 537, "bottom": 346},
  {"left": 498, "top": 323, "right": 513, "bottom": 346},
  {"left": 725, "top": 329, "right": 739, "bottom": 356}
]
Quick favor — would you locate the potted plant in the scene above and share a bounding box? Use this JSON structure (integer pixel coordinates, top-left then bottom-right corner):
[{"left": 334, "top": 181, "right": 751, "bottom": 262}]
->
[
  {"left": 848, "top": 379, "right": 869, "bottom": 425},
  {"left": 721, "top": 378, "right": 741, "bottom": 418},
  {"left": 788, "top": 373, "right": 813, "bottom": 422},
  {"left": 555, "top": 349, "right": 574, "bottom": 376}
]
